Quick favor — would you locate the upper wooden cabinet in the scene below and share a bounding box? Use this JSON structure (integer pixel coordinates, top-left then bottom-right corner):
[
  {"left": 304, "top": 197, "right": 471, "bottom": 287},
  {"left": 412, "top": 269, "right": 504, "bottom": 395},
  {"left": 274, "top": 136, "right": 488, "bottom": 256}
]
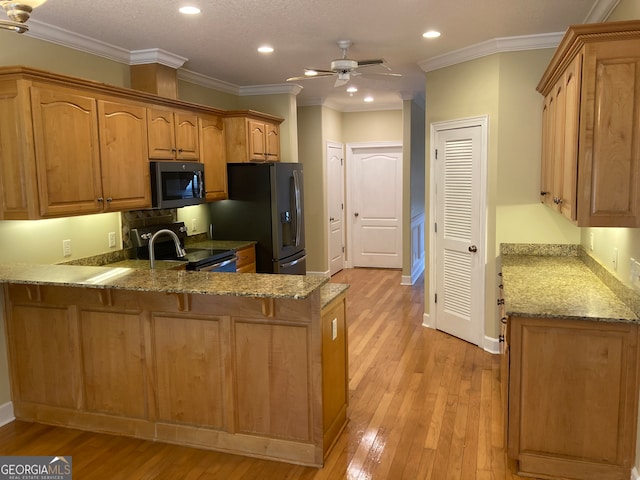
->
[
  {"left": 97, "top": 99, "right": 151, "bottom": 212},
  {"left": 147, "top": 107, "right": 199, "bottom": 161},
  {"left": 537, "top": 20, "right": 640, "bottom": 227},
  {"left": 0, "top": 78, "right": 151, "bottom": 219},
  {"left": 225, "top": 111, "right": 283, "bottom": 163},
  {"left": 199, "top": 114, "right": 227, "bottom": 201}
]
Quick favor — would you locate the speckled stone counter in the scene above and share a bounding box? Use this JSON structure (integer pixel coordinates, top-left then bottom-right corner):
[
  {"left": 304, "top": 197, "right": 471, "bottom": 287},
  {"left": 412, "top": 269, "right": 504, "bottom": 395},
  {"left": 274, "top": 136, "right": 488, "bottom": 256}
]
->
[
  {"left": 321, "top": 282, "right": 349, "bottom": 310},
  {"left": 501, "top": 255, "right": 638, "bottom": 322},
  {"left": 0, "top": 263, "right": 329, "bottom": 300}
]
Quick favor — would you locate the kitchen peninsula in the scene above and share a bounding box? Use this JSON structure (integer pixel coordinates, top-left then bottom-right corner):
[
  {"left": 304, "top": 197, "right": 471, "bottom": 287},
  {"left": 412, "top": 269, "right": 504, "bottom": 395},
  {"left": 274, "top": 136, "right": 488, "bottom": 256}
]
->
[{"left": 0, "top": 264, "right": 349, "bottom": 467}]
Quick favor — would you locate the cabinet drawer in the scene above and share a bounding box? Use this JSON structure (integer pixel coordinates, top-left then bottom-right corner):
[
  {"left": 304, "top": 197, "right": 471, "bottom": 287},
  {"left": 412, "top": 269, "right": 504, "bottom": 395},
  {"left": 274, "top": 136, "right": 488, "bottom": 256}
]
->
[{"left": 236, "top": 245, "right": 255, "bottom": 268}]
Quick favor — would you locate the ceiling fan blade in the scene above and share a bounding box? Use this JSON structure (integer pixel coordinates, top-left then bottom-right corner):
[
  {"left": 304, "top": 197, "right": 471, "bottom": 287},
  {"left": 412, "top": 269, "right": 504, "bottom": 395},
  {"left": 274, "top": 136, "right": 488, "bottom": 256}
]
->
[
  {"left": 286, "top": 73, "right": 335, "bottom": 82},
  {"left": 305, "top": 68, "right": 335, "bottom": 74},
  {"left": 357, "top": 59, "right": 385, "bottom": 67},
  {"left": 360, "top": 72, "right": 403, "bottom": 78}
]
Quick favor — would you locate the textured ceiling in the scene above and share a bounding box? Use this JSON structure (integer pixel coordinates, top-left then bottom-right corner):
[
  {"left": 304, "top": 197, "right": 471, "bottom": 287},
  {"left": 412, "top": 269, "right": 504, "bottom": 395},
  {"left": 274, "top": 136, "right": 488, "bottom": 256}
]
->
[{"left": 23, "top": 0, "right": 613, "bottom": 110}]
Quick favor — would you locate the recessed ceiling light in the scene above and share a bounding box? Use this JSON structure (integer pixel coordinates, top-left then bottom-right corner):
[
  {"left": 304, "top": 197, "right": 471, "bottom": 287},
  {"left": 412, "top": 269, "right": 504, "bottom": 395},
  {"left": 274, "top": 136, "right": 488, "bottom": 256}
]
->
[
  {"left": 346, "top": 86, "right": 358, "bottom": 93},
  {"left": 258, "top": 45, "right": 274, "bottom": 54},
  {"left": 423, "top": 30, "right": 441, "bottom": 39},
  {"left": 364, "top": 95, "right": 374, "bottom": 103},
  {"left": 179, "top": 6, "right": 201, "bottom": 15}
]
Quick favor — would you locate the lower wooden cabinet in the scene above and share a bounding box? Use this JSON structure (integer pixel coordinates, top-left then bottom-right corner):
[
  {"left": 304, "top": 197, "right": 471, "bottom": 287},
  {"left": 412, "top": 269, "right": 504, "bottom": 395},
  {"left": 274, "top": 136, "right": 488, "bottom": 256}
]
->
[
  {"left": 3, "top": 282, "right": 346, "bottom": 467},
  {"left": 506, "top": 316, "right": 640, "bottom": 479},
  {"left": 235, "top": 245, "right": 256, "bottom": 273},
  {"left": 321, "top": 293, "right": 348, "bottom": 453}
]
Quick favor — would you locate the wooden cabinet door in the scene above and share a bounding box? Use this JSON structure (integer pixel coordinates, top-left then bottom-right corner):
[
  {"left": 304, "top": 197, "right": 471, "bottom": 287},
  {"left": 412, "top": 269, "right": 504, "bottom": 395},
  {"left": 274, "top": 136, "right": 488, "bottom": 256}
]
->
[
  {"left": 98, "top": 99, "right": 151, "bottom": 211},
  {"left": 321, "top": 296, "right": 348, "bottom": 452},
  {"left": 30, "top": 85, "right": 103, "bottom": 217},
  {"left": 147, "top": 107, "right": 176, "bottom": 159},
  {"left": 174, "top": 111, "right": 199, "bottom": 160},
  {"left": 80, "top": 310, "right": 148, "bottom": 418},
  {"left": 248, "top": 119, "right": 267, "bottom": 160},
  {"left": 508, "top": 316, "right": 640, "bottom": 479},
  {"left": 540, "top": 92, "right": 555, "bottom": 206},
  {"left": 265, "top": 122, "right": 280, "bottom": 161},
  {"left": 559, "top": 54, "right": 581, "bottom": 221},
  {"left": 199, "top": 114, "right": 227, "bottom": 200},
  {"left": 578, "top": 39, "right": 640, "bottom": 226}
]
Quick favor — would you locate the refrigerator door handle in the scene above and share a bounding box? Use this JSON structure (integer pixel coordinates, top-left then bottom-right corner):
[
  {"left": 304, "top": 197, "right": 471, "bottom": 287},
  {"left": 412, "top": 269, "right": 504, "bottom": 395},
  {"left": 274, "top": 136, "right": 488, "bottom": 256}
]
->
[{"left": 293, "top": 169, "right": 302, "bottom": 247}]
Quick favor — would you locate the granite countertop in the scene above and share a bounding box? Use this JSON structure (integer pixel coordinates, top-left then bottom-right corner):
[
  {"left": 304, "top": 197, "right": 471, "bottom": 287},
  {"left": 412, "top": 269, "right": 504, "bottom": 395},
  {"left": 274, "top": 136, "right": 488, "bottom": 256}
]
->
[
  {"left": 0, "top": 263, "right": 329, "bottom": 300},
  {"left": 501, "top": 255, "right": 638, "bottom": 323},
  {"left": 321, "top": 282, "right": 349, "bottom": 310}
]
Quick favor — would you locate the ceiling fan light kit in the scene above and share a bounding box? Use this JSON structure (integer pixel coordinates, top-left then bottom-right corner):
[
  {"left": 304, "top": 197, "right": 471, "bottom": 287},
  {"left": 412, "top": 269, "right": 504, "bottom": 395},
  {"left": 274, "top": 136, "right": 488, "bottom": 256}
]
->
[
  {"left": 0, "top": 0, "right": 47, "bottom": 33},
  {"left": 286, "top": 39, "right": 402, "bottom": 89}
]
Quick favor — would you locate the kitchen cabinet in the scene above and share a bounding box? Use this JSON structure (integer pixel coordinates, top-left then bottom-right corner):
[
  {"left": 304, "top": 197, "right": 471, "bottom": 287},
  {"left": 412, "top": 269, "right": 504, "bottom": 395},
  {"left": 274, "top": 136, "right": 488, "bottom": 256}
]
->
[
  {"left": 506, "top": 315, "right": 640, "bottom": 479},
  {"left": 147, "top": 107, "right": 199, "bottom": 161},
  {"left": 97, "top": 99, "right": 152, "bottom": 212},
  {"left": 235, "top": 244, "right": 256, "bottom": 273},
  {"left": 224, "top": 111, "right": 283, "bottom": 162},
  {"left": 321, "top": 292, "right": 348, "bottom": 453},
  {"left": 3, "top": 276, "right": 346, "bottom": 467},
  {"left": 199, "top": 114, "right": 228, "bottom": 201},
  {"left": 30, "top": 85, "right": 103, "bottom": 217},
  {"left": 537, "top": 20, "right": 640, "bottom": 227}
]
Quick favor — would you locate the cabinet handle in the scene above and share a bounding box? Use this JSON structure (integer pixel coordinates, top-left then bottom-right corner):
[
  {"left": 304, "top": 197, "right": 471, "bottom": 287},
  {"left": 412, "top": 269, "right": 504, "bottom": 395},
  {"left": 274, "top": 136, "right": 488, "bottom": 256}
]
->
[
  {"left": 178, "top": 148, "right": 183, "bottom": 153},
  {"left": 97, "top": 197, "right": 104, "bottom": 203},
  {"left": 497, "top": 299, "right": 505, "bottom": 306},
  {"left": 501, "top": 317, "right": 508, "bottom": 324},
  {"left": 499, "top": 334, "right": 505, "bottom": 343},
  {"left": 106, "top": 197, "right": 113, "bottom": 203},
  {"left": 540, "top": 191, "right": 549, "bottom": 196}
]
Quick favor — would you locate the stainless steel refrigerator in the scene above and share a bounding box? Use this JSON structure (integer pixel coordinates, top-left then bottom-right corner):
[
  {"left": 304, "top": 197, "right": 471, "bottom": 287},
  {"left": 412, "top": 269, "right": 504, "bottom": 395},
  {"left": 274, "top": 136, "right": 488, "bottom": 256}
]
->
[{"left": 209, "top": 162, "right": 306, "bottom": 274}]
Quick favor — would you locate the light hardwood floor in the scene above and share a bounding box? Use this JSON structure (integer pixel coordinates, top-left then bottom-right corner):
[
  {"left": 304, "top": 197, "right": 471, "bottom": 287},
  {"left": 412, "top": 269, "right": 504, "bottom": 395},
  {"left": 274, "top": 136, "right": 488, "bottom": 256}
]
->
[{"left": 0, "top": 268, "right": 524, "bottom": 479}]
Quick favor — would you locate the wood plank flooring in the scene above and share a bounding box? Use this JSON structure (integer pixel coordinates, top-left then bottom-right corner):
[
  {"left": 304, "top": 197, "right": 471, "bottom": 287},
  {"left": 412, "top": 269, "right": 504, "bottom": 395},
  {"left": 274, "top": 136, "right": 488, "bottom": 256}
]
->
[{"left": 0, "top": 268, "right": 524, "bottom": 479}]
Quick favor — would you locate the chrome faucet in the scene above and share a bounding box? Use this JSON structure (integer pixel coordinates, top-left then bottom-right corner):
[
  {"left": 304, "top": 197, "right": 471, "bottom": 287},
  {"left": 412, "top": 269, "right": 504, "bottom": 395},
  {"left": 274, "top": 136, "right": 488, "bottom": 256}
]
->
[{"left": 146, "top": 229, "right": 186, "bottom": 269}]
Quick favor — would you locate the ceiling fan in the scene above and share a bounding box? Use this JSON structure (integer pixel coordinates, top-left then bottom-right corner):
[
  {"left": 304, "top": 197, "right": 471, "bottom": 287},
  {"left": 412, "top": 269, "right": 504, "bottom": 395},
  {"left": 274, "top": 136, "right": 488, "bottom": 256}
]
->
[{"left": 286, "top": 40, "right": 402, "bottom": 87}]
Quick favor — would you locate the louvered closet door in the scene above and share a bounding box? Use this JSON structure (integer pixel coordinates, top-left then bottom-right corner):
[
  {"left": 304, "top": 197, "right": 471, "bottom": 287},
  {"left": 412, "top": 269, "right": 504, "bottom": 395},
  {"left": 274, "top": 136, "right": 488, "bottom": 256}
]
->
[{"left": 435, "top": 124, "right": 483, "bottom": 345}]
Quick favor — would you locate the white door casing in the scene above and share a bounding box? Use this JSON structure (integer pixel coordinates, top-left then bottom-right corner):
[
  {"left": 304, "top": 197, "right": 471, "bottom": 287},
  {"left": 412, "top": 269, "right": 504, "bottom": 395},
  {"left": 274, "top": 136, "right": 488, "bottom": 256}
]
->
[
  {"left": 429, "top": 117, "right": 487, "bottom": 346},
  {"left": 327, "top": 141, "right": 345, "bottom": 275},
  {"left": 347, "top": 142, "right": 403, "bottom": 269}
]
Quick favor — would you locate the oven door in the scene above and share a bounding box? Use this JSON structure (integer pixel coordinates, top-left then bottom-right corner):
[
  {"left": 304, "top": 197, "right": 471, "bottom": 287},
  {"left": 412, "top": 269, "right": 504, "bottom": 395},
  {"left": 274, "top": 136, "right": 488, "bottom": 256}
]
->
[{"left": 194, "top": 255, "right": 238, "bottom": 272}]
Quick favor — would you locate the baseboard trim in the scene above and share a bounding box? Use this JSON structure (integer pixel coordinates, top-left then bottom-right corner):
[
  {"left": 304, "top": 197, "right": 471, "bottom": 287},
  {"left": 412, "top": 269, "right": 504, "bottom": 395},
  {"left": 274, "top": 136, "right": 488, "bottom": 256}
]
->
[
  {"left": 0, "top": 401, "right": 15, "bottom": 427},
  {"left": 401, "top": 262, "right": 425, "bottom": 286},
  {"left": 422, "top": 313, "right": 433, "bottom": 328},
  {"left": 632, "top": 466, "right": 639, "bottom": 480},
  {"left": 483, "top": 335, "right": 500, "bottom": 354}
]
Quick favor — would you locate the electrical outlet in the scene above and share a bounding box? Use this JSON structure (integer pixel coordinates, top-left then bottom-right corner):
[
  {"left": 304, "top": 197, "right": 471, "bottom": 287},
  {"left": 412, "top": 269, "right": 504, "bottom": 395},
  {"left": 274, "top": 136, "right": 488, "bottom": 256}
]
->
[
  {"left": 191, "top": 218, "right": 197, "bottom": 233},
  {"left": 612, "top": 247, "right": 618, "bottom": 271},
  {"left": 332, "top": 318, "right": 338, "bottom": 340},
  {"left": 62, "top": 239, "right": 71, "bottom": 257},
  {"left": 108, "top": 231, "right": 117, "bottom": 248}
]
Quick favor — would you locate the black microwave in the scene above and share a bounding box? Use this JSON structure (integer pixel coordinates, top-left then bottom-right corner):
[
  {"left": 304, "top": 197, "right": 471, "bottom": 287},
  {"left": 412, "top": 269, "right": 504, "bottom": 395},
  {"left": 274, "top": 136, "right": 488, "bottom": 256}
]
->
[{"left": 150, "top": 161, "right": 205, "bottom": 209}]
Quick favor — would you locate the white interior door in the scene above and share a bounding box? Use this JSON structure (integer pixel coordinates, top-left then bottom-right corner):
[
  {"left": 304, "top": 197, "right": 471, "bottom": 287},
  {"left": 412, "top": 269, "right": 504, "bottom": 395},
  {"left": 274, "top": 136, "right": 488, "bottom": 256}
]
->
[
  {"left": 348, "top": 143, "right": 403, "bottom": 269},
  {"left": 431, "top": 118, "right": 487, "bottom": 346},
  {"left": 327, "top": 142, "right": 345, "bottom": 275}
]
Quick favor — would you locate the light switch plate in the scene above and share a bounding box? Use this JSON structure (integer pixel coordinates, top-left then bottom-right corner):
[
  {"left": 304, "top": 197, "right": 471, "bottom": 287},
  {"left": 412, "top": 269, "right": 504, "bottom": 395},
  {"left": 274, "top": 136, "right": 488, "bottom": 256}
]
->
[
  {"left": 62, "top": 239, "right": 71, "bottom": 257},
  {"left": 332, "top": 318, "right": 338, "bottom": 340}
]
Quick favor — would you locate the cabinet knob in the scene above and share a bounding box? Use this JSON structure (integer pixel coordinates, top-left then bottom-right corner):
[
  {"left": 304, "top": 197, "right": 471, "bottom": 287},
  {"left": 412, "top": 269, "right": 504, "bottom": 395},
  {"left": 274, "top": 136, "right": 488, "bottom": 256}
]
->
[
  {"left": 540, "top": 191, "right": 549, "bottom": 196},
  {"left": 106, "top": 197, "right": 113, "bottom": 203},
  {"left": 97, "top": 197, "right": 104, "bottom": 203}
]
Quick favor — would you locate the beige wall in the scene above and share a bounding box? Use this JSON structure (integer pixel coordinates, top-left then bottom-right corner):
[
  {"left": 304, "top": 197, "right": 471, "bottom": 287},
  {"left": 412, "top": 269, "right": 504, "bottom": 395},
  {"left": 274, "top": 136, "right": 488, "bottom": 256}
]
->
[
  {"left": 297, "top": 106, "right": 326, "bottom": 272},
  {"left": 341, "top": 109, "right": 402, "bottom": 143}
]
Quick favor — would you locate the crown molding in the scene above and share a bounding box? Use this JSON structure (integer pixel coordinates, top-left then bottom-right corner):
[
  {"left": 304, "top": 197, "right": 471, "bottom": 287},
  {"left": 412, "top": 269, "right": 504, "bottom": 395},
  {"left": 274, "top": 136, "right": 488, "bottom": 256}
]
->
[
  {"left": 584, "top": 0, "right": 620, "bottom": 23},
  {"left": 239, "top": 83, "right": 303, "bottom": 96},
  {"left": 26, "top": 19, "right": 131, "bottom": 64},
  {"left": 177, "top": 69, "right": 239, "bottom": 95},
  {"left": 419, "top": 32, "right": 564, "bottom": 73},
  {"left": 129, "top": 48, "right": 188, "bottom": 68}
]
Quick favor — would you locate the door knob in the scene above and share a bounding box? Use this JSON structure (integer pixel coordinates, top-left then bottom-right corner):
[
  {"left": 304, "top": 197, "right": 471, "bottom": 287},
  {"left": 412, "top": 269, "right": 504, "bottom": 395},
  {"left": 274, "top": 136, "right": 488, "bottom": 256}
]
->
[
  {"left": 469, "top": 245, "right": 478, "bottom": 253},
  {"left": 330, "top": 217, "right": 335, "bottom": 221},
  {"left": 354, "top": 212, "right": 359, "bottom": 217}
]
